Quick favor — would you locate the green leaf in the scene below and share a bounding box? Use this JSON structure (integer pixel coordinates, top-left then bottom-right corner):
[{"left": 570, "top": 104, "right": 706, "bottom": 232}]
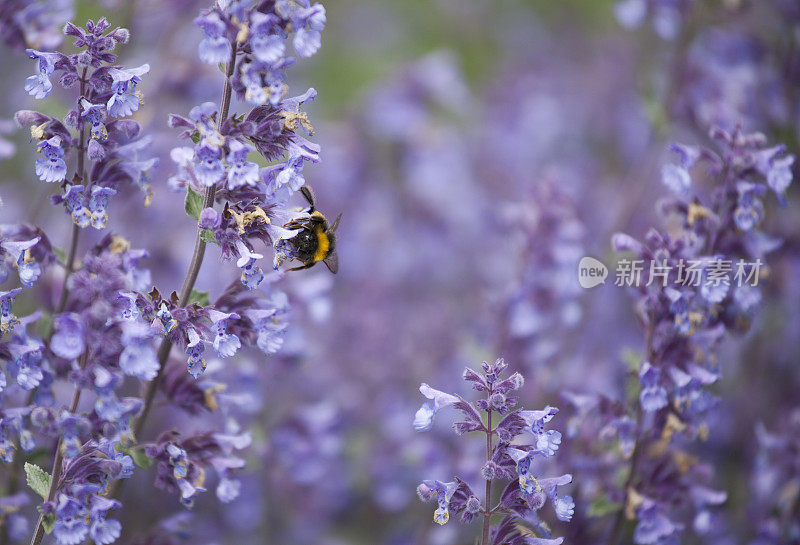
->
[
  {"left": 188, "top": 289, "right": 210, "bottom": 307},
  {"left": 588, "top": 494, "right": 623, "bottom": 518},
  {"left": 184, "top": 187, "right": 204, "bottom": 221},
  {"left": 25, "top": 462, "right": 51, "bottom": 500},
  {"left": 200, "top": 229, "right": 218, "bottom": 245},
  {"left": 130, "top": 449, "right": 153, "bottom": 469},
  {"left": 190, "top": 132, "right": 200, "bottom": 144},
  {"left": 36, "top": 312, "right": 53, "bottom": 339},
  {"left": 117, "top": 445, "right": 153, "bottom": 469},
  {"left": 41, "top": 513, "right": 55, "bottom": 534},
  {"left": 621, "top": 348, "right": 642, "bottom": 372},
  {"left": 52, "top": 247, "right": 66, "bottom": 263},
  {"left": 128, "top": 449, "right": 153, "bottom": 469}
]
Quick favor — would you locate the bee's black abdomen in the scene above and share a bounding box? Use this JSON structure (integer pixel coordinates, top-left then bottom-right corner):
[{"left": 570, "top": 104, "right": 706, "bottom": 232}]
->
[{"left": 294, "top": 229, "right": 318, "bottom": 261}]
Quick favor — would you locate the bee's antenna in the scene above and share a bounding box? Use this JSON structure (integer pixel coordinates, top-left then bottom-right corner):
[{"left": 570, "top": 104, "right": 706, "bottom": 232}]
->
[{"left": 300, "top": 185, "right": 316, "bottom": 212}]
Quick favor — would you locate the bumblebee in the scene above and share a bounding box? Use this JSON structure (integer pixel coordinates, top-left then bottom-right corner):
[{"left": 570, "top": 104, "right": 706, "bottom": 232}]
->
[{"left": 283, "top": 186, "right": 341, "bottom": 273}]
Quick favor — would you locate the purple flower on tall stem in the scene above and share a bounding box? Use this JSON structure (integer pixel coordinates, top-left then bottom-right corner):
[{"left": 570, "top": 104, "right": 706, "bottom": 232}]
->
[
  {"left": 34, "top": 136, "right": 67, "bottom": 183},
  {"left": 415, "top": 359, "right": 573, "bottom": 543}
]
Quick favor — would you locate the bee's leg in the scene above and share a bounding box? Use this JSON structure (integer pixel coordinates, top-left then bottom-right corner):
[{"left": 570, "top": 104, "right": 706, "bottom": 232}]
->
[
  {"left": 283, "top": 221, "right": 306, "bottom": 230},
  {"left": 286, "top": 262, "right": 316, "bottom": 272}
]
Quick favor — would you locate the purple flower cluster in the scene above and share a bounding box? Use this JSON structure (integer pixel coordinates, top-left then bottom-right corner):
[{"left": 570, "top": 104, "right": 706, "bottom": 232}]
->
[
  {"left": 0, "top": 0, "right": 328, "bottom": 543},
  {"left": 415, "top": 359, "right": 574, "bottom": 544},
  {"left": 166, "top": 1, "right": 330, "bottom": 286},
  {"left": 145, "top": 429, "right": 250, "bottom": 507},
  {"left": 0, "top": 0, "right": 797, "bottom": 543},
  {"left": 17, "top": 17, "right": 156, "bottom": 221},
  {"left": 614, "top": 0, "right": 696, "bottom": 40},
  {"left": 40, "top": 440, "right": 132, "bottom": 545},
  {"left": 749, "top": 409, "right": 800, "bottom": 545},
  {"left": 560, "top": 125, "right": 793, "bottom": 545},
  {"left": 0, "top": 0, "right": 73, "bottom": 53}
]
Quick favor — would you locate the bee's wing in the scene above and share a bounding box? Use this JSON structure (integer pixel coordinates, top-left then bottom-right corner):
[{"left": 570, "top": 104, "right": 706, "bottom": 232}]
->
[
  {"left": 323, "top": 251, "right": 339, "bottom": 274},
  {"left": 331, "top": 213, "right": 342, "bottom": 232}
]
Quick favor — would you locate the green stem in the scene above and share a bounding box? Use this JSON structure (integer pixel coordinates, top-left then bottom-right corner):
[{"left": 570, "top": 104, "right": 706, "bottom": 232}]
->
[
  {"left": 28, "top": 356, "right": 85, "bottom": 545},
  {"left": 27, "top": 68, "right": 90, "bottom": 545},
  {"left": 605, "top": 311, "right": 655, "bottom": 545},
  {"left": 481, "top": 385, "right": 494, "bottom": 545},
  {"left": 129, "top": 40, "right": 235, "bottom": 442}
]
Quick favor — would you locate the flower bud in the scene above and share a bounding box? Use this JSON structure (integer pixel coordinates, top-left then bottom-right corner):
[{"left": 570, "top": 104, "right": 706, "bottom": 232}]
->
[{"left": 465, "top": 496, "right": 481, "bottom": 514}]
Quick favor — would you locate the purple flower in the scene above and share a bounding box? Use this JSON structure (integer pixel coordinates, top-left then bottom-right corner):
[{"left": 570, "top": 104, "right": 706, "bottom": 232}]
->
[
  {"left": 519, "top": 406, "right": 559, "bottom": 433},
  {"left": 24, "top": 49, "right": 59, "bottom": 99},
  {"left": 634, "top": 500, "right": 682, "bottom": 545},
  {"left": 208, "top": 309, "right": 241, "bottom": 358},
  {"left": 734, "top": 182, "right": 763, "bottom": 232},
  {"left": 195, "top": 12, "right": 231, "bottom": 64},
  {"left": 413, "top": 383, "right": 459, "bottom": 432},
  {"left": 89, "top": 186, "right": 116, "bottom": 229},
  {"left": 1, "top": 237, "right": 42, "bottom": 287},
  {"left": 216, "top": 477, "right": 241, "bottom": 503},
  {"left": 54, "top": 514, "right": 89, "bottom": 545},
  {"left": 51, "top": 313, "right": 85, "bottom": 360},
  {"left": 106, "top": 64, "right": 149, "bottom": 118},
  {"left": 0, "top": 288, "right": 23, "bottom": 334},
  {"left": 417, "top": 480, "right": 458, "bottom": 525},
  {"left": 80, "top": 98, "right": 108, "bottom": 141},
  {"left": 250, "top": 12, "right": 285, "bottom": 64},
  {"left": 236, "top": 241, "right": 264, "bottom": 290},
  {"left": 506, "top": 448, "right": 540, "bottom": 493},
  {"left": 553, "top": 494, "right": 575, "bottom": 522},
  {"left": 245, "top": 293, "right": 290, "bottom": 355},
  {"left": 661, "top": 163, "right": 691, "bottom": 195},
  {"left": 119, "top": 321, "right": 159, "bottom": 380},
  {"left": 226, "top": 140, "right": 260, "bottom": 189},
  {"left": 89, "top": 518, "right": 121, "bottom": 545},
  {"left": 63, "top": 185, "right": 91, "bottom": 228},
  {"left": 639, "top": 362, "right": 668, "bottom": 412},
  {"left": 199, "top": 207, "right": 221, "bottom": 230},
  {"left": 186, "top": 328, "right": 207, "bottom": 378},
  {"left": 275, "top": 155, "right": 306, "bottom": 192},
  {"left": 34, "top": 136, "right": 67, "bottom": 183},
  {"left": 156, "top": 302, "right": 177, "bottom": 333},
  {"left": 291, "top": 3, "right": 326, "bottom": 58},
  {"left": 195, "top": 143, "right": 224, "bottom": 187}
]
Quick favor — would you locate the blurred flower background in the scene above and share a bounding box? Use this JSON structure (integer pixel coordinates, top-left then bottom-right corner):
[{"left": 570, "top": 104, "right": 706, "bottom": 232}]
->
[{"left": 1, "top": 0, "right": 799, "bottom": 544}]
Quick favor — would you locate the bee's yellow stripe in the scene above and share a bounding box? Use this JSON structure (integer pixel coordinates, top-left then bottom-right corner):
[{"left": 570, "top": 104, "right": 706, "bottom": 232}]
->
[{"left": 313, "top": 227, "right": 329, "bottom": 262}]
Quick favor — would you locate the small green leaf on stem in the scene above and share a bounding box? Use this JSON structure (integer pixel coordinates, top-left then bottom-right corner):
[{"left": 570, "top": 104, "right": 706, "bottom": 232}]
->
[
  {"left": 188, "top": 289, "right": 210, "bottom": 307},
  {"left": 588, "top": 494, "right": 623, "bottom": 518},
  {"left": 25, "top": 462, "right": 52, "bottom": 500},
  {"left": 200, "top": 229, "right": 218, "bottom": 244},
  {"left": 184, "top": 187, "right": 204, "bottom": 221}
]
